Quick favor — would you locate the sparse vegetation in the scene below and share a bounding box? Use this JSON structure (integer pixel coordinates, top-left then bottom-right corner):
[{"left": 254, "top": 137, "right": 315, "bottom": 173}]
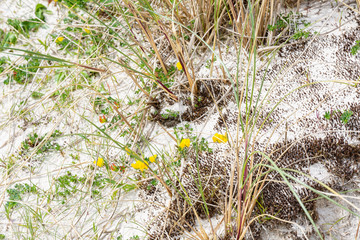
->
[
  {"left": 351, "top": 40, "right": 360, "bottom": 55},
  {"left": 0, "top": 0, "right": 360, "bottom": 239},
  {"left": 340, "top": 109, "right": 353, "bottom": 124}
]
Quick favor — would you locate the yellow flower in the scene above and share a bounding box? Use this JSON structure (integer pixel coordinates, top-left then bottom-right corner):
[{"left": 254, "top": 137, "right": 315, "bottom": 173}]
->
[
  {"left": 176, "top": 62, "right": 183, "bottom": 71},
  {"left": 94, "top": 157, "right": 104, "bottom": 167},
  {"left": 56, "top": 36, "right": 64, "bottom": 43},
  {"left": 84, "top": 28, "right": 91, "bottom": 34},
  {"left": 125, "top": 147, "right": 134, "bottom": 156},
  {"left": 131, "top": 160, "right": 148, "bottom": 171},
  {"left": 212, "top": 133, "right": 228, "bottom": 143},
  {"left": 179, "top": 138, "right": 190, "bottom": 149},
  {"left": 149, "top": 154, "right": 157, "bottom": 163}
]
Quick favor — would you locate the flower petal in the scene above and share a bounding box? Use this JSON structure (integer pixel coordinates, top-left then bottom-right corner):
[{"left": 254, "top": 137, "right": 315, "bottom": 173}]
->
[
  {"left": 94, "top": 157, "right": 104, "bottom": 167},
  {"left": 179, "top": 138, "right": 190, "bottom": 149},
  {"left": 149, "top": 154, "right": 157, "bottom": 163},
  {"left": 56, "top": 36, "right": 64, "bottom": 43},
  {"left": 213, "top": 133, "right": 227, "bottom": 143},
  {"left": 176, "top": 62, "right": 183, "bottom": 71}
]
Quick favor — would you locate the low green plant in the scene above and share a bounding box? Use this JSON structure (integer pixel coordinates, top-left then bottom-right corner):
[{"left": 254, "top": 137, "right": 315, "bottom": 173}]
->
[
  {"left": 155, "top": 66, "right": 176, "bottom": 88},
  {"left": 55, "top": 171, "right": 102, "bottom": 203},
  {"left": 293, "top": 30, "right": 311, "bottom": 40},
  {"left": 196, "top": 137, "right": 213, "bottom": 153},
  {"left": 20, "top": 131, "right": 62, "bottom": 156},
  {"left": 174, "top": 124, "right": 213, "bottom": 154},
  {"left": 324, "top": 110, "right": 353, "bottom": 124},
  {"left": 256, "top": 195, "right": 274, "bottom": 223},
  {"left": 58, "top": 0, "right": 89, "bottom": 8},
  {"left": 4, "top": 55, "right": 41, "bottom": 85},
  {"left": 0, "top": 56, "right": 9, "bottom": 73},
  {"left": 5, "top": 183, "right": 38, "bottom": 213},
  {"left": 51, "top": 89, "right": 71, "bottom": 104},
  {"left": 31, "top": 91, "right": 44, "bottom": 100},
  {"left": 161, "top": 109, "right": 179, "bottom": 120},
  {"left": 268, "top": 11, "right": 311, "bottom": 41},
  {"left": 324, "top": 111, "right": 332, "bottom": 120},
  {"left": 340, "top": 110, "right": 353, "bottom": 124},
  {"left": 54, "top": 170, "right": 128, "bottom": 204},
  {"left": 268, "top": 12, "right": 292, "bottom": 32},
  {"left": 0, "top": 29, "right": 18, "bottom": 48},
  {"left": 0, "top": 155, "right": 17, "bottom": 175},
  {"left": 119, "top": 183, "right": 137, "bottom": 192},
  {"left": 146, "top": 179, "right": 158, "bottom": 191},
  {"left": 127, "top": 97, "right": 140, "bottom": 106},
  {"left": 93, "top": 96, "right": 120, "bottom": 115},
  {"left": 351, "top": 40, "right": 360, "bottom": 55},
  {"left": 205, "top": 57, "right": 217, "bottom": 69},
  {"left": 7, "top": 4, "right": 47, "bottom": 38}
]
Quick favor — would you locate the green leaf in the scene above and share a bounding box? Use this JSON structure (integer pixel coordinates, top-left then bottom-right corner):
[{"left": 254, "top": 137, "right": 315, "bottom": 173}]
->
[
  {"left": 324, "top": 111, "right": 331, "bottom": 120},
  {"left": 340, "top": 110, "right": 353, "bottom": 124},
  {"left": 31, "top": 91, "right": 44, "bottom": 99},
  {"left": 122, "top": 184, "right": 137, "bottom": 192},
  {"left": 351, "top": 40, "right": 360, "bottom": 56},
  {"left": 35, "top": 4, "right": 47, "bottom": 21}
]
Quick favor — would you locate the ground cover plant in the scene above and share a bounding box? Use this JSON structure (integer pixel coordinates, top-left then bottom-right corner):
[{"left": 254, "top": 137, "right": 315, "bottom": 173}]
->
[{"left": 0, "top": 0, "right": 360, "bottom": 239}]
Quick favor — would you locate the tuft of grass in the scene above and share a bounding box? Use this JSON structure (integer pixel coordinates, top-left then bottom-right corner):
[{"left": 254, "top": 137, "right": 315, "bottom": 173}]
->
[{"left": 1, "top": 0, "right": 360, "bottom": 239}]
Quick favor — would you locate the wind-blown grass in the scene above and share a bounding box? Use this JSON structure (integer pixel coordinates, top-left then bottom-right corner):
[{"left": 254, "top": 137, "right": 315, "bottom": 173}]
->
[{"left": 0, "top": 0, "right": 360, "bottom": 239}]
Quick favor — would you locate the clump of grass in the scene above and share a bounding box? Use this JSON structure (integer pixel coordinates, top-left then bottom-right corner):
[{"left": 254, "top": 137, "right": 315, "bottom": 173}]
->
[{"left": 1, "top": 0, "right": 360, "bottom": 239}]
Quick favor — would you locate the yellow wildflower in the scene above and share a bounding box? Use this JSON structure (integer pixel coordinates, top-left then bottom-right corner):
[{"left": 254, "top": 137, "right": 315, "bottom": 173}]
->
[
  {"left": 131, "top": 160, "right": 148, "bottom": 171},
  {"left": 179, "top": 138, "right": 190, "bottom": 149},
  {"left": 176, "top": 62, "right": 183, "bottom": 71},
  {"left": 125, "top": 147, "right": 134, "bottom": 156},
  {"left": 212, "top": 133, "right": 228, "bottom": 143},
  {"left": 84, "top": 28, "right": 91, "bottom": 34},
  {"left": 56, "top": 36, "right": 64, "bottom": 43},
  {"left": 149, "top": 154, "right": 157, "bottom": 163},
  {"left": 94, "top": 157, "right": 104, "bottom": 167}
]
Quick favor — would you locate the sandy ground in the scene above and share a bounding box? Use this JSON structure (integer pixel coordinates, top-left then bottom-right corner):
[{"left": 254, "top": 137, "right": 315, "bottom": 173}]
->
[{"left": 0, "top": 0, "right": 359, "bottom": 239}]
